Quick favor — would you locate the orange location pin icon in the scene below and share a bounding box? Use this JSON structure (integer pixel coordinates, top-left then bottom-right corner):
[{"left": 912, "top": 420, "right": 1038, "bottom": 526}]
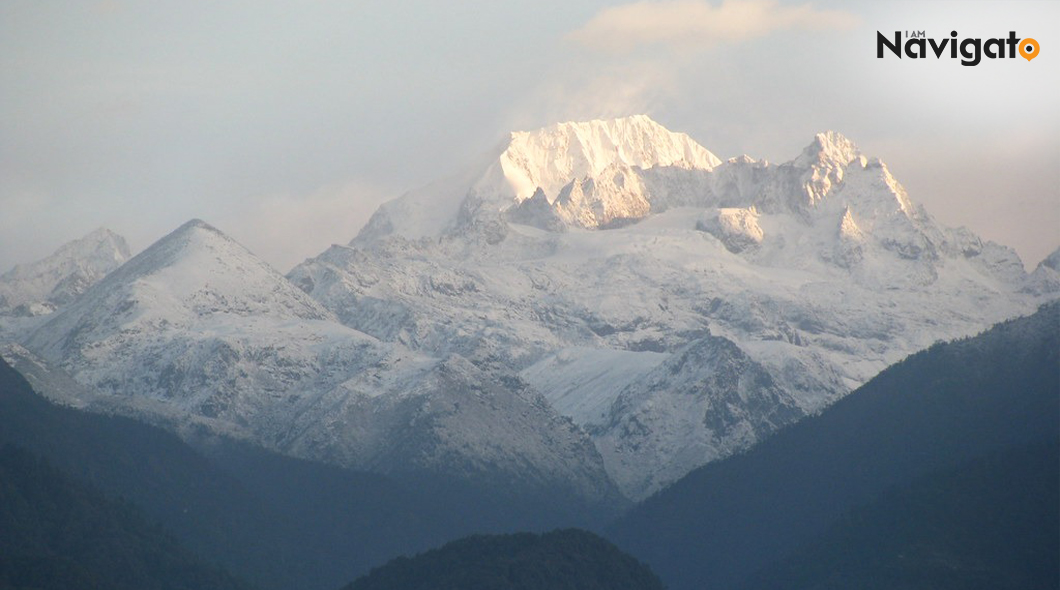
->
[{"left": 1019, "top": 38, "right": 1039, "bottom": 61}]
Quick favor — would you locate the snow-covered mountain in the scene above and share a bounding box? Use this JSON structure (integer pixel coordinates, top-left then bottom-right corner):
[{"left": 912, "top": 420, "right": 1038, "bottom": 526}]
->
[
  {"left": 290, "top": 116, "right": 1054, "bottom": 499},
  {"left": 357, "top": 115, "right": 722, "bottom": 241},
  {"left": 19, "top": 219, "right": 620, "bottom": 506},
  {"left": 0, "top": 228, "right": 130, "bottom": 316},
  {"left": 25, "top": 219, "right": 375, "bottom": 427},
  {"left": 9, "top": 116, "right": 1056, "bottom": 503}
]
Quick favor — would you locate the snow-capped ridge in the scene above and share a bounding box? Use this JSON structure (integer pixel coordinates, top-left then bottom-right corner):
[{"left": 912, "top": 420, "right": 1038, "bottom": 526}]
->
[
  {"left": 23, "top": 217, "right": 388, "bottom": 445},
  {"left": 356, "top": 123, "right": 933, "bottom": 245},
  {"left": 594, "top": 333, "right": 803, "bottom": 499},
  {"left": 353, "top": 121, "right": 1011, "bottom": 290}
]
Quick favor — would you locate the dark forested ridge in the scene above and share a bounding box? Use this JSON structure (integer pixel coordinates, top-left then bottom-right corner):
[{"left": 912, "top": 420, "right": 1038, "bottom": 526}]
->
[
  {"left": 0, "top": 356, "right": 605, "bottom": 590},
  {"left": 0, "top": 356, "right": 289, "bottom": 588},
  {"left": 0, "top": 443, "right": 249, "bottom": 590},
  {"left": 344, "top": 528, "right": 665, "bottom": 590},
  {"left": 608, "top": 302, "right": 1060, "bottom": 590},
  {"left": 744, "top": 440, "right": 1059, "bottom": 590}
]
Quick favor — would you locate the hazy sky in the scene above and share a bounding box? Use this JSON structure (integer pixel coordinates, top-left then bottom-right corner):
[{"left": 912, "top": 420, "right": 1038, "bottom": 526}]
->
[{"left": 2, "top": 0, "right": 1057, "bottom": 273}]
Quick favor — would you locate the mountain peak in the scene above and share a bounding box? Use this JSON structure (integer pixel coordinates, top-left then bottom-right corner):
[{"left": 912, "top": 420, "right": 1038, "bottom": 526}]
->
[
  {"left": 513, "top": 114, "right": 676, "bottom": 143},
  {"left": 796, "top": 131, "right": 861, "bottom": 167},
  {"left": 0, "top": 227, "right": 131, "bottom": 313},
  {"left": 355, "top": 116, "right": 722, "bottom": 242},
  {"left": 27, "top": 217, "right": 335, "bottom": 374},
  {"left": 2, "top": 228, "right": 130, "bottom": 279},
  {"left": 495, "top": 115, "right": 721, "bottom": 202},
  {"left": 135, "top": 218, "right": 240, "bottom": 267},
  {"left": 170, "top": 218, "right": 226, "bottom": 238},
  {"left": 80, "top": 227, "right": 128, "bottom": 244},
  {"left": 177, "top": 218, "right": 212, "bottom": 230},
  {"left": 55, "top": 218, "right": 330, "bottom": 325}
]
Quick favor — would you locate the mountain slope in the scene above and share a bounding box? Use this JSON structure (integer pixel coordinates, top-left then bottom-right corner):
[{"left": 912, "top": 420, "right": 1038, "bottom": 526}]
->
[
  {"left": 606, "top": 302, "right": 1060, "bottom": 590},
  {"left": 280, "top": 352, "right": 625, "bottom": 512},
  {"left": 18, "top": 219, "right": 622, "bottom": 512},
  {"left": 590, "top": 334, "right": 804, "bottom": 500}
]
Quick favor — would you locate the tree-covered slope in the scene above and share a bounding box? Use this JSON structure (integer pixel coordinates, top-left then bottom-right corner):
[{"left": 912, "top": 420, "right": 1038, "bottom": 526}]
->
[
  {"left": 344, "top": 529, "right": 665, "bottom": 590},
  {"left": 0, "top": 444, "right": 249, "bottom": 590},
  {"left": 743, "top": 440, "right": 1059, "bottom": 590}
]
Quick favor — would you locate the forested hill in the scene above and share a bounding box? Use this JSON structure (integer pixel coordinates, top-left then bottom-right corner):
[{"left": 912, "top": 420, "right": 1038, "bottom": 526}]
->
[
  {"left": 743, "top": 440, "right": 1059, "bottom": 590},
  {"left": 344, "top": 529, "right": 665, "bottom": 590},
  {"left": 0, "top": 443, "right": 250, "bottom": 590}
]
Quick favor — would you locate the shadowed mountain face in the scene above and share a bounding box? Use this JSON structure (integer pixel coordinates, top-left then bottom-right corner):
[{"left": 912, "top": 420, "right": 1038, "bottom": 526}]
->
[{"left": 607, "top": 302, "right": 1059, "bottom": 590}]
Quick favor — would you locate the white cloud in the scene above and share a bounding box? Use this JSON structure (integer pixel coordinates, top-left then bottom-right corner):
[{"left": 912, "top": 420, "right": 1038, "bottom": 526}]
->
[
  {"left": 504, "top": 59, "right": 678, "bottom": 131},
  {"left": 569, "top": 0, "right": 859, "bottom": 53}
]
